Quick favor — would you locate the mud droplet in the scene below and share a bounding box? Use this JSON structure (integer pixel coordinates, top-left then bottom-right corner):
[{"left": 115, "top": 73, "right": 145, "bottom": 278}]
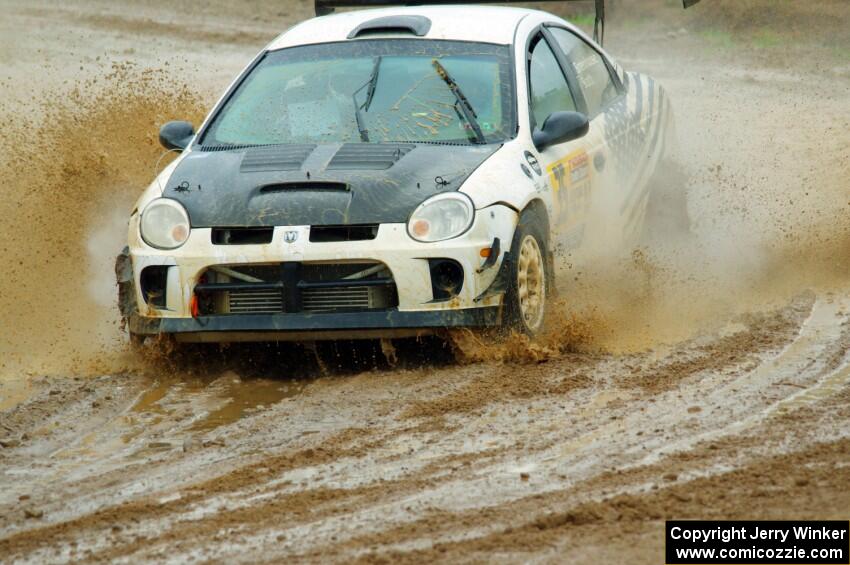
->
[
  {"left": 182, "top": 437, "right": 199, "bottom": 453},
  {"left": 147, "top": 441, "right": 172, "bottom": 450}
]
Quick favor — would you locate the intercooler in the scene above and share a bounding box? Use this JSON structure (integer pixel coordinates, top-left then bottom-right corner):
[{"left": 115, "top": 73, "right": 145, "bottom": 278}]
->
[
  {"left": 195, "top": 262, "right": 397, "bottom": 316},
  {"left": 301, "top": 286, "right": 382, "bottom": 313},
  {"left": 224, "top": 285, "right": 391, "bottom": 314},
  {"left": 226, "top": 289, "right": 284, "bottom": 314}
]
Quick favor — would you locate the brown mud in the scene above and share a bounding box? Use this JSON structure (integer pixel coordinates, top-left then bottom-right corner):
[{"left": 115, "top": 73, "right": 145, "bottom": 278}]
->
[
  {"left": 0, "top": 63, "right": 206, "bottom": 377},
  {"left": 0, "top": 0, "right": 849, "bottom": 563}
]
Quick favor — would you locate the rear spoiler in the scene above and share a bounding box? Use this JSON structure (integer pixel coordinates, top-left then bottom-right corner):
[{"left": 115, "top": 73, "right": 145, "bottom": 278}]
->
[{"left": 314, "top": 0, "right": 701, "bottom": 45}]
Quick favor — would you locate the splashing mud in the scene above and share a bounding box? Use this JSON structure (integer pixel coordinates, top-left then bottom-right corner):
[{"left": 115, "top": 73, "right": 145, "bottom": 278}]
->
[
  {"left": 0, "top": 63, "right": 207, "bottom": 378},
  {"left": 551, "top": 194, "right": 850, "bottom": 354},
  {"left": 448, "top": 302, "right": 603, "bottom": 364},
  {"left": 547, "top": 96, "right": 850, "bottom": 354}
]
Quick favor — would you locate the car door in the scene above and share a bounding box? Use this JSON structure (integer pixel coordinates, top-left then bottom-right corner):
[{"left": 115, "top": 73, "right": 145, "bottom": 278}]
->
[
  {"left": 526, "top": 31, "right": 595, "bottom": 250},
  {"left": 546, "top": 26, "right": 649, "bottom": 243}
]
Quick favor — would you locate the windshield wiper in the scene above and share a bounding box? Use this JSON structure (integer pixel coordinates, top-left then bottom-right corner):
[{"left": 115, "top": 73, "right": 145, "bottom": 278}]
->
[
  {"left": 431, "top": 59, "right": 486, "bottom": 145},
  {"left": 352, "top": 56, "right": 382, "bottom": 143}
]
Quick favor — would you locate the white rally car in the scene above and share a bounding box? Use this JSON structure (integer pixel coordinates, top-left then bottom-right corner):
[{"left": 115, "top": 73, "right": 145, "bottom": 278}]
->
[{"left": 116, "top": 0, "right": 696, "bottom": 343}]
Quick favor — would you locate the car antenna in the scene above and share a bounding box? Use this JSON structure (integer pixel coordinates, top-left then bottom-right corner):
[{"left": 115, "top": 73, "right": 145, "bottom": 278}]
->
[{"left": 593, "top": 0, "right": 604, "bottom": 45}]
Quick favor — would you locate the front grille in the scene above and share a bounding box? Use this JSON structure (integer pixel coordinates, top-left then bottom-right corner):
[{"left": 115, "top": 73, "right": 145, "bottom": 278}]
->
[
  {"left": 211, "top": 227, "right": 274, "bottom": 245},
  {"left": 309, "top": 224, "right": 378, "bottom": 243},
  {"left": 195, "top": 262, "right": 397, "bottom": 316}
]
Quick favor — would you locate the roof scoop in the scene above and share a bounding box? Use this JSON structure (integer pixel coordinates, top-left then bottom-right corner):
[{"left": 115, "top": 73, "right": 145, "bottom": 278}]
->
[{"left": 347, "top": 15, "right": 431, "bottom": 38}]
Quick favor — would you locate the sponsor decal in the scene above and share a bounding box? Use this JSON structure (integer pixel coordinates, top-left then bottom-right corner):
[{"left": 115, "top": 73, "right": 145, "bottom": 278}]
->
[
  {"left": 568, "top": 152, "right": 590, "bottom": 183},
  {"left": 547, "top": 149, "right": 592, "bottom": 227}
]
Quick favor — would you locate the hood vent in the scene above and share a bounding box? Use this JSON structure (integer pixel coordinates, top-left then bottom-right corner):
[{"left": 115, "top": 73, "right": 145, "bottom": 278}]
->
[
  {"left": 240, "top": 144, "right": 316, "bottom": 172},
  {"left": 327, "top": 143, "right": 413, "bottom": 170},
  {"left": 260, "top": 181, "right": 349, "bottom": 193}
]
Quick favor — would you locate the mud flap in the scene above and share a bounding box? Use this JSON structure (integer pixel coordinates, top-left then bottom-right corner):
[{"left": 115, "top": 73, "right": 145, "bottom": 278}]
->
[
  {"left": 474, "top": 251, "right": 512, "bottom": 304},
  {"left": 115, "top": 246, "right": 138, "bottom": 331}
]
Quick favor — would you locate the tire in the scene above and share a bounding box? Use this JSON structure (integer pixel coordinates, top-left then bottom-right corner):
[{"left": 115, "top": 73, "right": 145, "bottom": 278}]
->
[{"left": 503, "top": 209, "right": 550, "bottom": 335}]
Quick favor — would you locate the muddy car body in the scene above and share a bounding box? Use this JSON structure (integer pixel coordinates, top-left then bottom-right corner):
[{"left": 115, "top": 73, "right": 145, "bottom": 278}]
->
[{"left": 117, "top": 4, "right": 675, "bottom": 343}]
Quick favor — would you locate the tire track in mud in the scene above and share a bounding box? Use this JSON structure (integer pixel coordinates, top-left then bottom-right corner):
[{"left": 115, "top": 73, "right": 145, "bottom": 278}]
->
[
  {"left": 400, "top": 355, "right": 594, "bottom": 420},
  {"left": 171, "top": 299, "right": 847, "bottom": 561},
  {"left": 291, "top": 355, "right": 850, "bottom": 564},
  {"left": 0, "top": 420, "right": 506, "bottom": 562},
  {"left": 622, "top": 294, "right": 814, "bottom": 394},
  {"left": 332, "top": 439, "right": 850, "bottom": 565},
  {"left": 0, "top": 432, "right": 372, "bottom": 558},
  {"left": 4, "top": 295, "right": 848, "bottom": 563}
]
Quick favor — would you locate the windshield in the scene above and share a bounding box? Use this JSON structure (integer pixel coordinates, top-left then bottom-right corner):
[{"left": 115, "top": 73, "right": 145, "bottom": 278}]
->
[{"left": 200, "top": 40, "right": 514, "bottom": 147}]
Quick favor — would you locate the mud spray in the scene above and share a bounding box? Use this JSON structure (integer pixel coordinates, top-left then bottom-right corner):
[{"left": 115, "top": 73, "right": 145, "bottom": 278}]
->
[
  {"left": 0, "top": 63, "right": 206, "bottom": 378},
  {"left": 1, "top": 55, "right": 848, "bottom": 377}
]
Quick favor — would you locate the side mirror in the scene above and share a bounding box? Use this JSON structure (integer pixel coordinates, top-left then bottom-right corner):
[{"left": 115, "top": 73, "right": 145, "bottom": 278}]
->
[
  {"left": 532, "top": 111, "right": 589, "bottom": 151},
  {"left": 159, "top": 121, "right": 195, "bottom": 151}
]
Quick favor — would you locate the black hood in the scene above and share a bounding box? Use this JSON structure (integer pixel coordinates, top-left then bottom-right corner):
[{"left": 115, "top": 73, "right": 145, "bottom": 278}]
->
[{"left": 163, "top": 143, "right": 499, "bottom": 227}]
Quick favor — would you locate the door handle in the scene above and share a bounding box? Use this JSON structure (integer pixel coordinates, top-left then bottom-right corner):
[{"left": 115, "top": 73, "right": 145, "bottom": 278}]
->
[{"left": 594, "top": 152, "right": 606, "bottom": 172}]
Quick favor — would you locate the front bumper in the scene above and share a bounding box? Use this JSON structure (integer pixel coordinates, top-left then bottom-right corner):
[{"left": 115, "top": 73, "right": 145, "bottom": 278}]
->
[
  {"left": 122, "top": 204, "right": 517, "bottom": 341},
  {"left": 128, "top": 308, "right": 499, "bottom": 342}
]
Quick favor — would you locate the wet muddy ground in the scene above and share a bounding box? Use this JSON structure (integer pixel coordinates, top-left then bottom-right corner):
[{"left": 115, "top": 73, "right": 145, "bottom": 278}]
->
[{"left": 1, "top": 1, "right": 849, "bottom": 563}]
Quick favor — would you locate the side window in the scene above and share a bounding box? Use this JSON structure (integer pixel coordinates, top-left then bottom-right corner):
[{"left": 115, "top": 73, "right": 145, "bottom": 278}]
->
[
  {"left": 528, "top": 35, "right": 576, "bottom": 129},
  {"left": 548, "top": 27, "right": 619, "bottom": 117}
]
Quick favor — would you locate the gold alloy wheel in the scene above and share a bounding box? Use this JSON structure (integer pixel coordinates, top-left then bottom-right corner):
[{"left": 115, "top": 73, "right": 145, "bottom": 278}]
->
[{"left": 517, "top": 234, "right": 545, "bottom": 332}]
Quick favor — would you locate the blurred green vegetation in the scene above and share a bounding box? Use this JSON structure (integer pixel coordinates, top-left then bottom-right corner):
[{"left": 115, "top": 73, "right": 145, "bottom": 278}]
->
[
  {"left": 567, "top": 12, "right": 596, "bottom": 30},
  {"left": 752, "top": 29, "right": 782, "bottom": 49},
  {"left": 700, "top": 29, "right": 735, "bottom": 49}
]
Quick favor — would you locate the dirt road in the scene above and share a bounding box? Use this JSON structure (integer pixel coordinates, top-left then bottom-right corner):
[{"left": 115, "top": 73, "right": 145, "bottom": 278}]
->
[{"left": 1, "top": 1, "right": 849, "bottom": 563}]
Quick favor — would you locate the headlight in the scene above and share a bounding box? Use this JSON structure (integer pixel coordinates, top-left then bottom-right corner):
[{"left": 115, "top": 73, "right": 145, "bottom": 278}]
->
[
  {"left": 140, "top": 198, "right": 191, "bottom": 249},
  {"left": 407, "top": 192, "right": 474, "bottom": 242}
]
